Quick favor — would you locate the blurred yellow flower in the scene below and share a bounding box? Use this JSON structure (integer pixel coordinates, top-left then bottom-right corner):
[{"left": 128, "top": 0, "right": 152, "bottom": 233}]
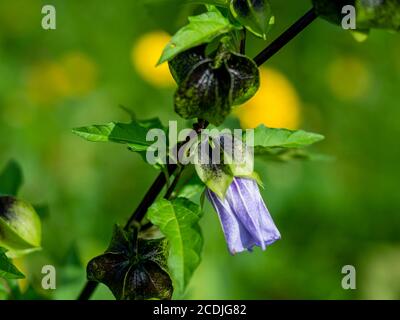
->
[
  {"left": 235, "top": 67, "right": 301, "bottom": 129},
  {"left": 132, "top": 31, "right": 174, "bottom": 87},
  {"left": 26, "top": 52, "right": 97, "bottom": 106},
  {"left": 60, "top": 52, "right": 97, "bottom": 97},
  {"left": 26, "top": 61, "right": 71, "bottom": 105},
  {"left": 327, "top": 56, "right": 371, "bottom": 101}
]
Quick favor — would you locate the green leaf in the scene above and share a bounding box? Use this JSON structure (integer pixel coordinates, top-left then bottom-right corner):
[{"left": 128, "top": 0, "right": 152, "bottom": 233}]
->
[
  {"left": 147, "top": 198, "right": 203, "bottom": 296},
  {"left": 258, "top": 148, "right": 333, "bottom": 163},
  {"left": 230, "top": 0, "right": 275, "bottom": 39},
  {"left": 73, "top": 118, "right": 165, "bottom": 152},
  {"left": 0, "top": 248, "right": 25, "bottom": 279},
  {"left": 0, "top": 160, "right": 23, "bottom": 196},
  {"left": 87, "top": 226, "right": 173, "bottom": 300},
  {"left": 176, "top": 173, "right": 205, "bottom": 199},
  {"left": 158, "top": 6, "right": 236, "bottom": 64},
  {"left": 252, "top": 125, "right": 325, "bottom": 154}
]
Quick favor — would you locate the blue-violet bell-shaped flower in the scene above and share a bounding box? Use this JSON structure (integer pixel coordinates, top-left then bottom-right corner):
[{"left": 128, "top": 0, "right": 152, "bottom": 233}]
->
[{"left": 206, "top": 177, "right": 280, "bottom": 255}]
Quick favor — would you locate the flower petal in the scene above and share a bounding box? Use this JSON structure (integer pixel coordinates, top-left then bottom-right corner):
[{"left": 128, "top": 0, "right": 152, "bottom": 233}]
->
[
  {"left": 232, "top": 178, "right": 281, "bottom": 247},
  {"left": 206, "top": 189, "right": 254, "bottom": 254},
  {"left": 207, "top": 177, "right": 280, "bottom": 254}
]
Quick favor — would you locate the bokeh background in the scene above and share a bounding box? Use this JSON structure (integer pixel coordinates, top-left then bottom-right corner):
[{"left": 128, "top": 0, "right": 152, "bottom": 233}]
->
[{"left": 1, "top": 0, "right": 400, "bottom": 300}]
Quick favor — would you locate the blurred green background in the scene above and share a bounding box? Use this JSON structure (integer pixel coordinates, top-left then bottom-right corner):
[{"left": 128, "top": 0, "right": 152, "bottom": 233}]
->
[{"left": 1, "top": 0, "right": 400, "bottom": 300}]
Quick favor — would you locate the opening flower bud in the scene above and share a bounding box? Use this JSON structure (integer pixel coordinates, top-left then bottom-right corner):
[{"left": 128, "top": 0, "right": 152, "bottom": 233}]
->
[{"left": 0, "top": 196, "right": 42, "bottom": 257}]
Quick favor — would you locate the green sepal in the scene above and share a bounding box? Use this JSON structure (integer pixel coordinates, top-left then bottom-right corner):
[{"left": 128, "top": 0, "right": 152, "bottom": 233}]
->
[{"left": 194, "top": 132, "right": 256, "bottom": 198}]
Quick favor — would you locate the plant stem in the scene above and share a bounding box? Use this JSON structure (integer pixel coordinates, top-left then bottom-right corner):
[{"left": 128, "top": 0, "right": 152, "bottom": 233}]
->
[
  {"left": 124, "top": 164, "right": 177, "bottom": 230},
  {"left": 77, "top": 119, "right": 208, "bottom": 300},
  {"left": 77, "top": 280, "right": 98, "bottom": 301},
  {"left": 77, "top": 8, "right": 317, "bottom": 300},
  {"left": 254, "top": 7, "right": 317, "bottom": 66},
  {"left": 164, "top": 168, "right": 184, "bottom": 200}
]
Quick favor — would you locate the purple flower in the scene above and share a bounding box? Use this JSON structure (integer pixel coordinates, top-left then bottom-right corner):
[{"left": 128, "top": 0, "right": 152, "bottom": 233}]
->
[{"left": 206, "top": 177, "right": 280, "bottom": 254}]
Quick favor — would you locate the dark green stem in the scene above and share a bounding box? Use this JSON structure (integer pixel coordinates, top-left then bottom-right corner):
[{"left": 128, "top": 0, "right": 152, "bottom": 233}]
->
[{"left": 254, "top": 8, "right": 317, "bottom": 66}]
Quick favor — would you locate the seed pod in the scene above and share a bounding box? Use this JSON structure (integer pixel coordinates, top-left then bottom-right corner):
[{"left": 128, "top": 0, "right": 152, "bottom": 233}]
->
[
  {"left": 87, "top": 225, "right": 173, "bottom": 300},
  {"left": 0, "top": 196, "right": 41, "bottom": 257},
  {"left": 171, "top": 44, "right": 260, "bottom": 125},
  {"left": 230, "top": 0, "right": 275, "bottom": 39},
  {"left": 168, "top": 45, "right": 207, "bottom": 84}
]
